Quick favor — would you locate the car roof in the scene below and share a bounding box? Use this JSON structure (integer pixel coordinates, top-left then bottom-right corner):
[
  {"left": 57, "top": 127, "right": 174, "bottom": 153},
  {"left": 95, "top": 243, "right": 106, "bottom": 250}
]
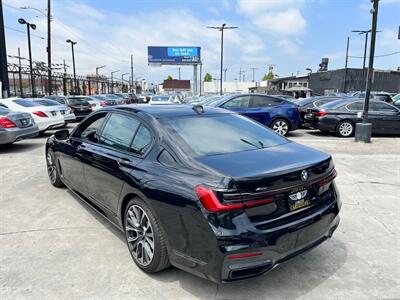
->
[{"left": 107, "top": 104, "right": 233, "bottom": 118}]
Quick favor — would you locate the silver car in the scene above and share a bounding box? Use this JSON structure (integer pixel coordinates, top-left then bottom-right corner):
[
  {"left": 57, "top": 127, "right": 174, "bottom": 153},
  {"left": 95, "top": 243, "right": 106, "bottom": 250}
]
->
[{"left": 0, "top": 106, "right": 39, "bottom": 145}]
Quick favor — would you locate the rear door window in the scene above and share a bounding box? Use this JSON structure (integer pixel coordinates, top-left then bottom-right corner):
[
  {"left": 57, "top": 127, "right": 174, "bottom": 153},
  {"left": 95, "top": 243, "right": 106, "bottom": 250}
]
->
[
  {"left": 223, "top": 96, "right": 251, "bottom": 109},
  {"left": 131, "top": 125, "right": 152, "bottom": 155},
  {"left": 98, "top": 113, "right": 140, "bottom": 151},
  {"left": 346, "top": 102, "right": 364, "bottom": 111},
  {"left": 250, "top": 96, "right": 282, "bottom": 107}
]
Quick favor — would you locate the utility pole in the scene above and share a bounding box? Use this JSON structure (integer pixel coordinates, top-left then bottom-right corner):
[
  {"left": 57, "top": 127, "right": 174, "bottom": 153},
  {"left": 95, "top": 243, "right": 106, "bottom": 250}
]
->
[
  {"left": 47, "top": 0, "right": 52, "bottom": 95},
  {"left": 0, "top": 0, "right": 9, "bottom": 97},
  {"left": 130, "top": 54, "right": 134, "bottom": 93},
  {"left": 355, "top": 0, "right": 379, "bottom": 143},
  {"left": 239, "top": 67, "right": 243, "bottom": 82},
  {"left": 223, "top": 68, "right": 227, "bottom": 81},
  {"left": 250, "top": 67, "right": 257, "bottom": 82},
  {"left": 66, "top": 39, "right": 77, "bottom": 94},
  {"left": 17, "top": 48, "right": 23, "bottom": 96},
  {"left": 207, "top": 24, "right": 238, "bottom": 95},
  {"left": 178, "top": 67, "right": 181, "bottom": 80},
  {"left": 63, "top": 59, "right": 67, "bottom": 95},
  {"left": 343, "top": 37, "right": 350, "bottom": 92},
  {"left": 242, "top": 70, "right": 246, "bottom": 82},
  {"left": 199, "top": 60, "right": 203, "bottom": 96}
]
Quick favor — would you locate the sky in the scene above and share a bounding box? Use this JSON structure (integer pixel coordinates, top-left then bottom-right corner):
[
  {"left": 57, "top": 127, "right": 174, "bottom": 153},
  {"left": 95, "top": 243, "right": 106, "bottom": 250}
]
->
[{"left": 3, "top": 0, "right": 400, "bottom": 84}]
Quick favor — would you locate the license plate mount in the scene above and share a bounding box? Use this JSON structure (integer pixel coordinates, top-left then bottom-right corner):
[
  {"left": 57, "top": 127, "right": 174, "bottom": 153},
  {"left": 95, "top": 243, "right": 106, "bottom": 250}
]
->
[{"left": 288, "top": 189, "right": 310, "bottom": 211}]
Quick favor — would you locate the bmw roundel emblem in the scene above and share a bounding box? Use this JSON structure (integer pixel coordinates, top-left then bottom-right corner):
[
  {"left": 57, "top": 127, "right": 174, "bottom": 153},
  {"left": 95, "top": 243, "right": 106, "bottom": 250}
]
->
[{"left": 301, "top": 170, "right": 309, "bottom": 181}]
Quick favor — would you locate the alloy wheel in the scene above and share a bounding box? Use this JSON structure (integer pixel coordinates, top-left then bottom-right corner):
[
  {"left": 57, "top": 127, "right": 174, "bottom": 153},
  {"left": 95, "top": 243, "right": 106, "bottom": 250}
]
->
[
  {"left": 338, "top": 122, "right": 353, "bottom": 137},
  {"left": 46, "top": 151, "right": 57, "bottom": 184},
  {"left": 272, "top": 120, "right": 289, "bottom": 136},
  {"left": 126, "top": 205, "right": 155, "bottom": 266}
]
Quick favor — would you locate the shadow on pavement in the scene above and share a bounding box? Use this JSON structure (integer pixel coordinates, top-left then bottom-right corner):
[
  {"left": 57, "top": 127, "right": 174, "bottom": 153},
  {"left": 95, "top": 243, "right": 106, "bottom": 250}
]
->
[{"left": 0, "top": 141, "right": 43, "bottom": 154}]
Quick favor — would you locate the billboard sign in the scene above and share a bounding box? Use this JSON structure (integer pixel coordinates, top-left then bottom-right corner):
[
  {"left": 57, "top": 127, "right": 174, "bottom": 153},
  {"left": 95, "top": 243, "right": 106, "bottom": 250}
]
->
[{"left": 148, "top": 46, "right": 201, "bottom": 65}]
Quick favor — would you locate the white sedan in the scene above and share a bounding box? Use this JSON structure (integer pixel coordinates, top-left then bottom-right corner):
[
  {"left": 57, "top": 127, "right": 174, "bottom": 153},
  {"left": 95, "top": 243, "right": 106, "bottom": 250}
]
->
[
  {"left": 0, "top": 98, "right": 65, "bottom": 133},
  {"left": 35, "top": 99, "right": 76, "bottom": 123}
]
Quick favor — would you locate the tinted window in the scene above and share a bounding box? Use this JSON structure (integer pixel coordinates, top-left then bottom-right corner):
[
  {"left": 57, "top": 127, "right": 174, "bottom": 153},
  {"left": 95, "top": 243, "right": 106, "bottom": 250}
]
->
[
  {"left": 79, "top": 113, "right": 108, "bottom": 143},
  {"left": 152, "top": 96, "right": 171, "bottom": 102},
  {"left": 131, "top": 125, "right": 152, "bottom": 155},
  {"left": 250, "top": 96, "right": 282, "bottom": 107},
  {"left": 163, "top": 114, "right": 287, "bottom": 156},
  {"left": 223, "top": 96, "right": 251, "bottom": 109},
  {"left": 35, "top": 99, "right": 61, "bottom": 106},
  {"left": 68, "top": 98, "right": 89, "bottom": 106},
  {"left": 99, "top": 113, "right": 139, "bottom": 151},
  {"left": 314, "top": 99, "right": 336, "bottom": 107},
  {"left": 370, "top": 102, "right": 398, "bottom": 112},
  {"left": 347, "top": 102, "right": 364, "bottom": 111},
  {"left": 13, "top": 100, "right": 41, "bottom": 107}
]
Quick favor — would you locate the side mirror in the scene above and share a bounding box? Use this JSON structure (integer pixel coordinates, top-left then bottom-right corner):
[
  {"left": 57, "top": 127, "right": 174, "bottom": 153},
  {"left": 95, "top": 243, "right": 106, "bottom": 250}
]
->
[{"left": 54, "top": 129, "right": 69, "bottom": 140}]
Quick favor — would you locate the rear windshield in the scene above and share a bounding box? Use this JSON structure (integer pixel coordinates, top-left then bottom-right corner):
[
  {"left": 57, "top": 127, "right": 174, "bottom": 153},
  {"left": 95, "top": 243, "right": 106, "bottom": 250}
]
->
[
  {"left": 68, "top": 98, "right": 89, "bottom": 105},
  {"left": 152, "top": 96, "right": 170, "bottom": 102},
  {"left": 162, "top": 114, "right": 288, "bottom": 156},
  {"left": 35, "top": 99, "right": 61, "bottom": 106},
  {"left": 13, "top": 99, "right": 41, "bottom": 107},
  {"left": 0, "top": 106, "right": 10, "bottom": 115}
]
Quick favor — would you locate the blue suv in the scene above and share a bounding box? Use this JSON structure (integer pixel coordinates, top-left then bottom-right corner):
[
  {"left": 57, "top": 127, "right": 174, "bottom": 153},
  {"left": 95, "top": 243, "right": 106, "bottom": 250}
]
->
[{"left": 208, "top": 94, "right": 301, "bottom": 136}]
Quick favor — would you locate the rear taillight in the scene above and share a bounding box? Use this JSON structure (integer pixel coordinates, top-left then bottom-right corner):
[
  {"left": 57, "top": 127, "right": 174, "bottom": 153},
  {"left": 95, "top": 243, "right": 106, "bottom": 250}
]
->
[
  {"left": 32, "top": 111, "right": 48, "bottom": 118},
  {"left": 319, "top": 169, "right": 337, "bottom": 187},
  {"left": 195, "top": 186, "right": 273, "bottom": 213},
  {"left": 100, "top": 101, "right": 107, "bottom": 107},
  {"left": 316, "top": 111, "right": 328, "bottom": 117},
  {"left": 0, "top": 117, "right": 17, "bottom": 128}
]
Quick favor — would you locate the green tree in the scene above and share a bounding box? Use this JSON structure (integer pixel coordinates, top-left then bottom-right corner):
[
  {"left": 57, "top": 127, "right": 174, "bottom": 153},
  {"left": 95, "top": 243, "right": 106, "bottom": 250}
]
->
[
  {"left": 166, "top": 75, "right": 173, "bottom": 80},
  {"left": 204, "top": 73, "right": 212, "bottom": 82},
  {"left": 397, "top": 66, "right": 400, "bottom": 72},
  {"left": 262, "top": 71, "right": 274, "bottom": 81}
]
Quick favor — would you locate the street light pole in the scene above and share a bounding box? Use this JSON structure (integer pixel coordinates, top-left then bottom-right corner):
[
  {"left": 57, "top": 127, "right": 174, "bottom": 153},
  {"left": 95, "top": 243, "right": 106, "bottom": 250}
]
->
[
  {"left": 207, "top": 24, "right": 238, "bottom": 95},
  {"left": 66, "top": 39, "right": 77, "bottom": 94},
  {"left": 121, "top": 72, "right": 128, "bottom": 92},
  {"left": 130, "top": 54, "right": 134, "bottom": 93},
  {"left": 354, "top": 0, "right": 380, "bottom": 143},
  {"left": 111, "top": 70, "right": 119, "bottom": 94},
  {"left": 47, "top": 0, "right": 52, "bottom": 95},
  {"left": 20, "top": 4, "right": 52, "bottom": 95},
  {"left": 18, "top": 18, "right": 36, "bottom": 97},
  {"left": 95, "top": 65, "right": 106, "bottom": 94}
]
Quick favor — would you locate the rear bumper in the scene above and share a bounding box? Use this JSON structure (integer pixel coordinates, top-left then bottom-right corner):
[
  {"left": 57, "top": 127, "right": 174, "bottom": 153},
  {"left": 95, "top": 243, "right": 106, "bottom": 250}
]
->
[
  {"left": 0, "top": 125, "right": 39, "bottom": 145},
  {"left": 304, "top": 117, "right": 336, "bottom": 132},
  {"left": 220, "top": 208, "right": 340, "bottom": 282},
  {"left": 169, "top": 186, "right": 341, "bottom": 283}
]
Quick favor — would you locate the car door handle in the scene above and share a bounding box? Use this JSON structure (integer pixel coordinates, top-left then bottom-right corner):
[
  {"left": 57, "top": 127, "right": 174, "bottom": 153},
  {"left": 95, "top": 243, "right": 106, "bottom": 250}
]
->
[
  {"left": 117, "top": 158, "right": 133, "bottom": 168},
  {"left": 77, "top": 145, "right": 86, "bottom": 151}
]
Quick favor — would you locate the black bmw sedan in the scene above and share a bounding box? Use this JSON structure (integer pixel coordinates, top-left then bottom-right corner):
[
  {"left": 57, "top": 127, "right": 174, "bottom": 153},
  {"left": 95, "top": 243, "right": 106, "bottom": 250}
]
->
[
  {"left": 304, "top": 98, "right": 400, "bottom": 137},
  {"left": 45, "top": 105, "right": 340, "bottom": 282}
]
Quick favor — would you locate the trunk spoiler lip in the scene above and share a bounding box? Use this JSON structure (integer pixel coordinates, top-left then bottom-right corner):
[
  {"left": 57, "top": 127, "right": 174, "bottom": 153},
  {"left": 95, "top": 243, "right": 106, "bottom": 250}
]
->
[{"left": 213, "top": 160, "right": 335, "bottom": 199}]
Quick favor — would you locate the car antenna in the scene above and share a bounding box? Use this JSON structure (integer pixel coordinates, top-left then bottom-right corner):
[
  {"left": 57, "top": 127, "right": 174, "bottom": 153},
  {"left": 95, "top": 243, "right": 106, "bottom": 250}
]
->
[{"left": 192, "top": 104, "right": 204, "bottom": 114}]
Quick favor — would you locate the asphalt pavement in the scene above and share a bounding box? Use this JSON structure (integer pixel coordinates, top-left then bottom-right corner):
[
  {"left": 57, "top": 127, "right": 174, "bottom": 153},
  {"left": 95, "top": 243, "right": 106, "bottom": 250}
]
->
[{"left": 0, "top": 126, "right": 399, "bottom": 299}]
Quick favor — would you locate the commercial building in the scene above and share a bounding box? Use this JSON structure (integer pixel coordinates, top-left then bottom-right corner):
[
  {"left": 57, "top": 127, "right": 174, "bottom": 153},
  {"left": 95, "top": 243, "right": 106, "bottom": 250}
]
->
[{"left": 309, "top": 68, "right": 400, "bottom": 95}]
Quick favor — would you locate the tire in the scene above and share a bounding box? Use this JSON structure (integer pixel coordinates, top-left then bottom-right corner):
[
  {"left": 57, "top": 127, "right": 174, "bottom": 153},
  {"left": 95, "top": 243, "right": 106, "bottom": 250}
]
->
[
  {"left": 271, "top": 118, "right": 290, "bottom": 136},
  {"left": 46, "top": 148, "right": 64, "bottom": 187},
  {"left": 124, "top": 198, "right": 169, "bottom": 273},
  {"left": 336, "top": 120, "right": 355, "bottom": 137}
]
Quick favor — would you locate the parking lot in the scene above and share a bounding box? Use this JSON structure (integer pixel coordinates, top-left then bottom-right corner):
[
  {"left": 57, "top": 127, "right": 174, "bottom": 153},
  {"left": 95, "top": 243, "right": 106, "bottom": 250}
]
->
[{"left": 0, "top": 127, "right": 399, "bottom": 300}]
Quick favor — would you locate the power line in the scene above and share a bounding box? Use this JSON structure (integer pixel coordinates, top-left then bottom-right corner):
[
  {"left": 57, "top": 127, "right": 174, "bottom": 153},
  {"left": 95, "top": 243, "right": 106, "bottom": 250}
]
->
[
  {"left": 5, "top": 26, "right": 46, "bottom": 40},
  {"left": 348, "top": 51, "right": 400, "bottom": 58}
]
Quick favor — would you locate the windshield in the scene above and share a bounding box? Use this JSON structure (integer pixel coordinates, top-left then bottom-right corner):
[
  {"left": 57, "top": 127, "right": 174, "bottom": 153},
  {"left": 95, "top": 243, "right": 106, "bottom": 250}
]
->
[
  {"left": 68, "top": 98, "right": 90, "bottom": 105},
  {"left": 163, "top": 114, "right": 287, "bottom": 156},
  {"left": 13, "top": 99, "right": 41, "bottom": 107},
  {"left": 35, "top": 99, "right": 61, "bottom": 106},
  {"left": 152, "top": 96, "right": 171, "bottom": 102},
  {"left": 105, "top": 94, "right": 120, "bottom": 100}
]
